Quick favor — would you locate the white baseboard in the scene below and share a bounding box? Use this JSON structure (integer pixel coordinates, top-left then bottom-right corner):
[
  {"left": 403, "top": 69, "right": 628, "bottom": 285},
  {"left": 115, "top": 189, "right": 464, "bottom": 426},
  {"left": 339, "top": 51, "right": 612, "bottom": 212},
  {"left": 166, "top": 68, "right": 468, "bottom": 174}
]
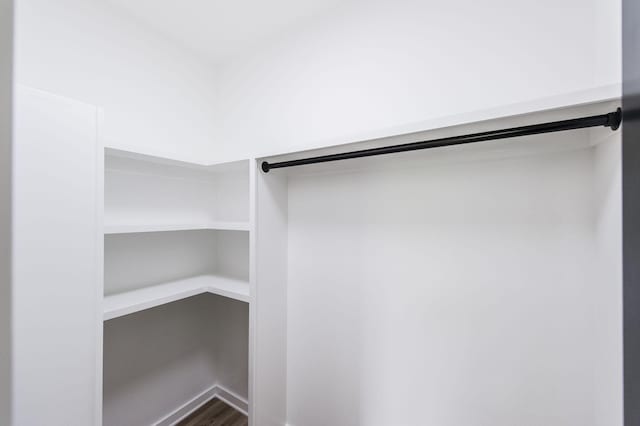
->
[
  {"left": 154, "top": 384, "right": 249, "bottom": 426},
  {"left": 214, "top": 386, "right": 249, "bottom": 416},
  {"left": 154, "top": 386, "right": 217, "bottom": 426}
]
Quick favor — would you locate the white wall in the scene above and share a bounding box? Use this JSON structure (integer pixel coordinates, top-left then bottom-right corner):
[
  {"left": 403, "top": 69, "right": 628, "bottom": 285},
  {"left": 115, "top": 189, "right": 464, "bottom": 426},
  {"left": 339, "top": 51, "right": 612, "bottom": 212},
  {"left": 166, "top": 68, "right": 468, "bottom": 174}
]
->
[
  {"left": 13, "top": 87, "right": 101, "bottom": 426},
  {"left": 103, "top": 295, "right": 249, "bottom": 426},
  {"left": 103, "top": 297, "right": 215, "bottom": 426},
  {"left": 217, "top": 0, "right": 621, "bottom": 160},
  {"left": 15, "top": 0, "right": 219, "bottom": 163},
  {"left": 0, "top": 0, "right": 12, "bottom": 424},
  {"left": 284, "top": 127, "right": 622, "bottom": 425},
  {"left": 14, "top": 0, "right": 622, "bottom": 164}
]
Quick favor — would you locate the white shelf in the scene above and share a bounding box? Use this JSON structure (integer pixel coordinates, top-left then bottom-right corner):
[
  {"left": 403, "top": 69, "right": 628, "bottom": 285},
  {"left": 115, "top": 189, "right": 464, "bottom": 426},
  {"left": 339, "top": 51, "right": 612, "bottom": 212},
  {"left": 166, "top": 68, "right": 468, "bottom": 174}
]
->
[
  {"left": 255, "top": 84, "right": 621, "bottom": 161},
  {"left": 103, "top": 275, "right": 250, "bottom": 320},
  {"left": 104, "top": 222, "right": 250, "bottom": 234}
]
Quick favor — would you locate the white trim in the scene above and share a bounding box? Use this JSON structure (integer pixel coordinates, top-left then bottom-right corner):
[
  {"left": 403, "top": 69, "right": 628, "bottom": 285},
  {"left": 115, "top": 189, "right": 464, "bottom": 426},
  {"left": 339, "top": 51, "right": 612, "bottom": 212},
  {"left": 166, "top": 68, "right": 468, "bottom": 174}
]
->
[
  {"left": 214, "top": 386, "right": 249, "bottom": 416},
  {"left": 154, "top": 386, "right": 216, "bottom": 426},
  {"left": 153, "top": 384, "right": 249, "bottom": 426},
  {"left": 248, "top": 159, "right": 257, "bottom": 426},
  {"left": 95, "top": 107, "right": 106, "bottom": 426}
]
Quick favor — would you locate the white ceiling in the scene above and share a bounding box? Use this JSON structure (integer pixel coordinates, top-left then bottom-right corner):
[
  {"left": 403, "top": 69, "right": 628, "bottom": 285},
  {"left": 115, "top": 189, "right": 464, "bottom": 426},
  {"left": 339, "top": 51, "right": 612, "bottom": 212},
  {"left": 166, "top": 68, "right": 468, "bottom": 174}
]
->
[{"left": 106, "top": 0, "right": 346, "bottom": 63}]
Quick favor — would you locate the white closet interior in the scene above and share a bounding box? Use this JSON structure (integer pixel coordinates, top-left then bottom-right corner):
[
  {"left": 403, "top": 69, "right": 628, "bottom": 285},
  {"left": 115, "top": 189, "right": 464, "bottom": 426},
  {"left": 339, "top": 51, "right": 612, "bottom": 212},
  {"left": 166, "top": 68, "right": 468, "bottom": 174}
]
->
[
  {"left": 102, "top": 150, "right": 252, "bottom": 425},
  {"left": 10, "top": 1, "right": 625, "bottom": 425},
  {"left": 258, "top": 100, "right": 622, "bottom": 426},
  {"left": 11, "top": 79, "right": 624, "bottom": 426}
]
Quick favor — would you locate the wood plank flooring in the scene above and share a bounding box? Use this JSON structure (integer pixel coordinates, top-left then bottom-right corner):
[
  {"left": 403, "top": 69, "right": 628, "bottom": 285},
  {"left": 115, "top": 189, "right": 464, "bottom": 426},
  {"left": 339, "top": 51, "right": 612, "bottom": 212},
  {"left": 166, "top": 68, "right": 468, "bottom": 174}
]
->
[{"left": 178, "top": 398, "right": 248, "bottom": 426}]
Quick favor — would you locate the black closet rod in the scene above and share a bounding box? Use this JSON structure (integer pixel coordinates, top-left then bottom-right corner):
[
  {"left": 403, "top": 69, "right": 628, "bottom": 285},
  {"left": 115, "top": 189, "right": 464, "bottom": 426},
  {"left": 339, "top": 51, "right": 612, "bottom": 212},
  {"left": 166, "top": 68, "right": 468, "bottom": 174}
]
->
[{"left": 261, "top": 108, "right": 622, "bottom": 173}]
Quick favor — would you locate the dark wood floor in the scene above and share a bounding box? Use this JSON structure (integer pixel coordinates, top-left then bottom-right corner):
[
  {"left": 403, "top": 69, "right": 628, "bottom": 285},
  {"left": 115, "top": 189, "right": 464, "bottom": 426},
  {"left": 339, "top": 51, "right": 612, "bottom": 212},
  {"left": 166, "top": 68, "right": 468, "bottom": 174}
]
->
[{"left": 178, "top": 398, "right": 248, "bottom": 426}]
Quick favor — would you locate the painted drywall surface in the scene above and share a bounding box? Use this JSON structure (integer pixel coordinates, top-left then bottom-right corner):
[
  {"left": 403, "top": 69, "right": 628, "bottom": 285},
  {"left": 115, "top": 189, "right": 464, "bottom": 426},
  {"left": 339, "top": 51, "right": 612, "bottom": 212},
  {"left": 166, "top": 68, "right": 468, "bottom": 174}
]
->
[
  {"left": 104, "top": 231, "right": 220, "bottom": 295},
  {"left": 217, "top": 0, "right": 621, "bottom": 160},
  {"left": 13, "top": 87, "right": 100, "bottom": 425},
  {"left": 104, "top": 297, "right": 205, "bottom": 426},
  {"left": 103, "top": 297, "right": 214, "bottom": 426},
  {"left": 14, "top": 0, "right": 621, "bottom": 163},
  {"left": 286, "top": 141, "right": 622, "bottom": 425},
  {"left": 15, "top": 0, "right": 219, "bottom": 163},
  {"left": 211, "top": 296, "right": 250, "bottom": 400},
  {"left": 102, "top": 0, "right": 346, "bottom": 62},
  {"left": 103, "top": 295, "right": 249, "bottom": 426},
  {"left": 0, "top": 0, "right": 11, "bottom": 424}
]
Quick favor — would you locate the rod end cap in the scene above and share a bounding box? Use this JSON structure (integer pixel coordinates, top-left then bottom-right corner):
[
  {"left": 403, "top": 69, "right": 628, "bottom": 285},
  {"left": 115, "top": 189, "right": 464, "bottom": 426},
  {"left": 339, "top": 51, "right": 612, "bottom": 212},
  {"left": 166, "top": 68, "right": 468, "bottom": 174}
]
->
[
  {"left": 608, "top": 108, "right": 622, "bottom": 131},
  {"left": 261, "top": 161, "right": 271, "bottom": 173}
]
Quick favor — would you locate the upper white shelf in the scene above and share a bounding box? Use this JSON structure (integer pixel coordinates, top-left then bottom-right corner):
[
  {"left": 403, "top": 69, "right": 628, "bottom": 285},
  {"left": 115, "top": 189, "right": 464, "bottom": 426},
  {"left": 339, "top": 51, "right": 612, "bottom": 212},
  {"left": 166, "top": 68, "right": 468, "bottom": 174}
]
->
[
  {"left": 254, "top": 84, "right": 621, "bottom": 161},
  {"left": 103, "top": 274, "right": 250, "bottom": 321},
  {"left": 104, "top": 221, "right": 250, "bottom": 234}
]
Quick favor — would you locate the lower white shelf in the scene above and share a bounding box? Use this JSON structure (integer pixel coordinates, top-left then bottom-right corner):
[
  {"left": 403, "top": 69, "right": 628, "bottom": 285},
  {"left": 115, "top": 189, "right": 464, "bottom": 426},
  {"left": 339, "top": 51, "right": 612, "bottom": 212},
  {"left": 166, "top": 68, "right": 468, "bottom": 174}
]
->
[
  {"left": 103, "top": 275, "right": 250, "bottom": 320},
  {"left": 104, "top": 221, "right": 250, "bottom": 234}
]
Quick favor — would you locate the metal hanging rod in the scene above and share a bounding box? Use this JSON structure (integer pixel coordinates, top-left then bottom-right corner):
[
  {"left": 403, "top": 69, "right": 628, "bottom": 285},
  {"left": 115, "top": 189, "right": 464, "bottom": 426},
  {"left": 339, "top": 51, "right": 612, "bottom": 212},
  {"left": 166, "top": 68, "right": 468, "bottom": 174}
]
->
[{"left": 261, "top": 108, "right": 622, "bottom": 173}]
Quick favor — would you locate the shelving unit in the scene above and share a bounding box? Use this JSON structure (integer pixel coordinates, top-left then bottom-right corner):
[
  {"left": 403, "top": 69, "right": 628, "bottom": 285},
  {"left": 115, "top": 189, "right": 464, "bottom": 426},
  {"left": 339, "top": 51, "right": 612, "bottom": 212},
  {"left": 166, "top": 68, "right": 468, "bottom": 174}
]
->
[
  {"left": 102, "top": 148, "right": 253, "bottom": 426},
  {"left": 104, "top": 149, "right": 249, "bottom": 231},
  {"left": 103, "top": 274, "right": 250, "bottom": 320}
]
